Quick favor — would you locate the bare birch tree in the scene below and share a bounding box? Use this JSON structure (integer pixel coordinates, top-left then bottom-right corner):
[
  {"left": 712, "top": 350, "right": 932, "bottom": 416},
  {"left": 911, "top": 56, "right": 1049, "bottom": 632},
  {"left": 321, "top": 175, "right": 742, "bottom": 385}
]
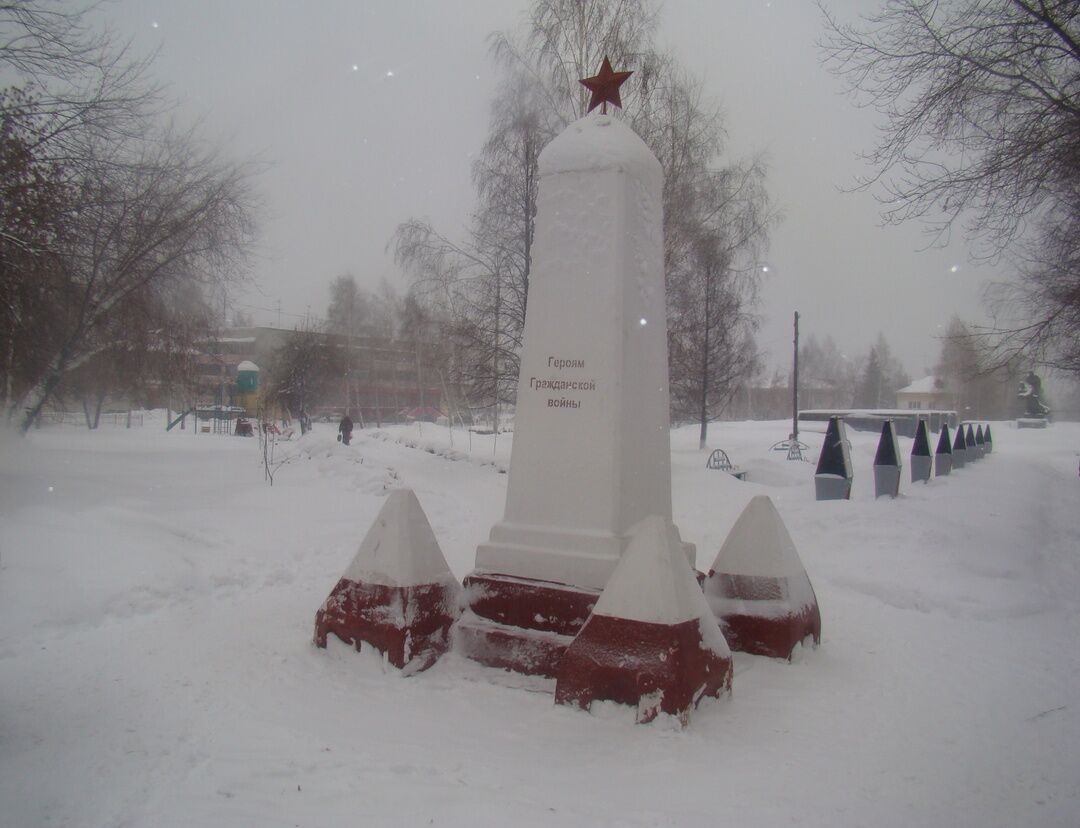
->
[
  {"left": 2, "top": 2, "right": 258, "bottom": 430},
  {"left": 14, "top": 131, "right": 256, "bottom": 431},
  {"left": 820, "top": 0, "right": 1080, "bottom": 372}
]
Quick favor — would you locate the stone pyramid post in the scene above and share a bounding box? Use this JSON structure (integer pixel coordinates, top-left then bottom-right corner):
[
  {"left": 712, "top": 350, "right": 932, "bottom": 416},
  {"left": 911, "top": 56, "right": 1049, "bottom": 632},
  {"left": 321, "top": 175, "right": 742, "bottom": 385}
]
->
[
  {"left": 936, "top": 423, "right": 954, "bottom": 475},
  {"left": 966, "top": 424, "right": 979, "bottom": 461},
  {"left": 703, "top": 496, "right": 821, "bottom": 660},
  {"left": 455, "top": 113, "right": 693, "bottom": 677},
  {"left": 984, "top": 424, "right": 993, "bottom": 453},
  {"left": 554, "top": 516, "right": 732, "bottom": 725},
  {"left": 815, "top": 416, "right": 853, "bottom": 500},
  {"left": 974, "top": 424, "right": 986, "bottom": 458},
  {"left": 314, "top": 489, "right": 461, "bottom": 672},
  {"left": 911, "top": 418, "right": 933, "bottom": 483},
  {"left": 873, "top": 419, "right": 902, "bottom": 498},
  {"left": 952, "top": 422, "right": 968, "bottom": 468}
]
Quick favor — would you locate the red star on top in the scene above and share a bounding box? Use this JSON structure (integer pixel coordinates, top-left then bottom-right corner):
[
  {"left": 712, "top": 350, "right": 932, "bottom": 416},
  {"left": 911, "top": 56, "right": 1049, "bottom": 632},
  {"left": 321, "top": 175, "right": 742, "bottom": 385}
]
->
[{"left": 579, "top": 56, "right": 633, "bottom": 114}]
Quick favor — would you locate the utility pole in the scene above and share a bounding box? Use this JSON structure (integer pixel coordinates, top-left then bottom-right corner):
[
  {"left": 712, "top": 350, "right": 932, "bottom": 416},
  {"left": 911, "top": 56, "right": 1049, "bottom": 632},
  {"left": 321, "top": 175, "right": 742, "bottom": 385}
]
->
[
  {"left": 792, "top": 310, "right": 800, "bottom": 445},
  {"left": 221, "top": 289, "right": 229, "bottom": 417}
]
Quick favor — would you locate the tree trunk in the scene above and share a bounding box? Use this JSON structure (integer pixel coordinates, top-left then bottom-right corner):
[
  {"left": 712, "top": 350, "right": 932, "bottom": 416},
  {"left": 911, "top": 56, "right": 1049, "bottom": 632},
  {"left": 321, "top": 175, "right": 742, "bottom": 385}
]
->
[
  {"left": 3, "top": 323, "right": 15, "bottom": 418},
  {"left": 18, "top": 353, "right": 70, "bottom": 434}
]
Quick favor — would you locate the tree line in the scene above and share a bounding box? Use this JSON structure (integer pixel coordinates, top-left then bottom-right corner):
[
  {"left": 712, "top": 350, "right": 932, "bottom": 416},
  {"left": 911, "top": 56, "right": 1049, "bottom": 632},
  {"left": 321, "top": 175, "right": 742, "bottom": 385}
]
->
[{"left": 796, "top": 320, "right": 1020, "bottom": 420}]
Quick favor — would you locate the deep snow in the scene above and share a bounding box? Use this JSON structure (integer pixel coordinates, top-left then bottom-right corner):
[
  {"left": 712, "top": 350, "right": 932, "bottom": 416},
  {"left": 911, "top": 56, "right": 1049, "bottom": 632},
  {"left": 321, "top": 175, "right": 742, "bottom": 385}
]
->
[{"left": 1, "top": 415, "right": 1078, "bottom": 826}]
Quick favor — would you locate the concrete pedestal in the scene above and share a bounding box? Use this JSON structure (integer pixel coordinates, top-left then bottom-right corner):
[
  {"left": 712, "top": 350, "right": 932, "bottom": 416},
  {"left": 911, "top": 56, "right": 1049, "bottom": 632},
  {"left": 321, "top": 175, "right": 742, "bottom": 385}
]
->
[
  {"left": 314, "top": 489, "right": 460, "bottom": 672},
  {"left": 910, "top": 454, "right": 933, "bottom": 483},
  {"left": 815, "top": 416, "right": 853, "bottom": 501},
  {"left": 873, "top": 420, "right": 902, "bottom": 498},
  {"left": 911, "top": 419, "right": 933, "bottom": 483},
  {"left": 936, "top": 424, "right": 954, "bottom": 476},
  {"left": 554, "top": 517, "right": 732, "bottom": 724},
  {"left": 815, "top": 475, "right": 851, "bottom": 501},
  {"left": 874, "top": 465, "right": 901, "bottom": 498},
  {"left": 952, "top": 426, "right": 968, "bottom": 468},
  {"left": 966, "top": 425, "right": 980, "bottom": 460},
  {"left": 460, "top": 114, "right": 692, "bottom": 676},
  {"left": 455, "top": 574, "right": 598, "bottom": 677},
  {"left": 704, "top": 496, "right": 820, "bottom": 660}
]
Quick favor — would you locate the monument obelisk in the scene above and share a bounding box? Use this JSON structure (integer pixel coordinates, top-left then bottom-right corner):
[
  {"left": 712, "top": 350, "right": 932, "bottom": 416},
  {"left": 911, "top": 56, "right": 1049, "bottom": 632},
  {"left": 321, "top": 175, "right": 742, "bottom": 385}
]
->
[{"left": 456, "top": 59, "right": 695, "bottom": 676}]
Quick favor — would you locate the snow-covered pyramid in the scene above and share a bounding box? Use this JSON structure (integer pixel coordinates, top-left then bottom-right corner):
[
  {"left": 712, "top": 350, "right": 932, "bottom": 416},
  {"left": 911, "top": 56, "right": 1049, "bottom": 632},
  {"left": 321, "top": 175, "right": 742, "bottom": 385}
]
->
[
  {"left": 554, "top": 516, "right": 732, "bottom": 725},
  {"left": 704, "top": 496, "right": 821, "bottom": 660},
  {"left": 314, "top": 489, "right": 461, "bottom": 672}
]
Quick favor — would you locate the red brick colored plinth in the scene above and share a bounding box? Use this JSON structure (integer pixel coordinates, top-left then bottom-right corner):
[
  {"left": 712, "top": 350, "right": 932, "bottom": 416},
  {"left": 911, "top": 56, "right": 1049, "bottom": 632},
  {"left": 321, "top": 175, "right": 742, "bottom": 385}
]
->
[
  {"left": 454, "top": 616, "right": 571, "bottom": 678},
  {"left": 554, "top": 615, "right": 733, "bottom": 724},
  {"left": 719, "top": 607, "right": 821, "bottom": 659},
  {"left": 315, "top": 578, "right": 458, "bottom": 672},
  {"left": 457, "top": 573, "right": 601, "bottom": 676},
  {"left": 706, "top": 573, "right": 821, "bottom": 660}
]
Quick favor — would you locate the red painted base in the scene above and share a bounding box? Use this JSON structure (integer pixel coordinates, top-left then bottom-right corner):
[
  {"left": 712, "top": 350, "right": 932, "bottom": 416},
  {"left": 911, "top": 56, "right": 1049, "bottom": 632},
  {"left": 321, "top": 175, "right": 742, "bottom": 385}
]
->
[
  {"left": 456, "top": 573, "right": 601, "bottom": 677},
  {"left": 454, "top": 616, "right": 571, "bottom": 678},
  {"left": 554, "top": 615, "right": 733, "bottom": 724},
  {"left": 314, "top": 578, "right": 458, "bottom": 672},
  {"left": 705, "top": 572, "right": 821, "bottom": 660}
]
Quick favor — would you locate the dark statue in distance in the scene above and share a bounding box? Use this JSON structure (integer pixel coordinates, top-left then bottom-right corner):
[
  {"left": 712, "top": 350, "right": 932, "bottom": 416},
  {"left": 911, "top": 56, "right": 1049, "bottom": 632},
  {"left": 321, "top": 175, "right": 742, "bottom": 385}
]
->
[{"left": 1018, "top": 371, "right": 1051, "bottom": 418}]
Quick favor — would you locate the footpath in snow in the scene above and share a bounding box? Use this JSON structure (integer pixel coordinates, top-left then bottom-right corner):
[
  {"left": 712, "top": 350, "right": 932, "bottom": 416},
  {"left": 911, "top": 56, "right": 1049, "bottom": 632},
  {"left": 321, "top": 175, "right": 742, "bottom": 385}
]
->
[{"left": 1, "top": 415, "right": 1078, "bottom": 827}]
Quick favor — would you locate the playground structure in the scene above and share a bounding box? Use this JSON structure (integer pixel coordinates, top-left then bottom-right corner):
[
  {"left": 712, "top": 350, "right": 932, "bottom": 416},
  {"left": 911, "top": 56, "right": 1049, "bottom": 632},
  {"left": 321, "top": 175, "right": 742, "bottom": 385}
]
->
[
  {"left": 705, "top": 448, "right": 747, "bottom": 480},
  {"left": 167, "top": 405, "right": 248, "bottom": 435},
  {"left": 166, "top": 360, "right": 266, "bottom": 437}
]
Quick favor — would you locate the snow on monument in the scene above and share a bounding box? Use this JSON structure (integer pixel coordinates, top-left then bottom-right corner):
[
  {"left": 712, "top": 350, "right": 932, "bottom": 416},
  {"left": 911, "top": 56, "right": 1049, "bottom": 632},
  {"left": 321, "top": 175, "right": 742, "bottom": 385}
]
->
[
  {"left": 555, "top": 516, "right": 732, "bottom": 724},
  {"left": 704, "top": 496, "right": 820, "bottom": 660},
  {"left": 315, "top": 489, "right": 460, "bottom": 672},
  {"left": 456, "top": 60, "right": 700, "bottom": 684}
]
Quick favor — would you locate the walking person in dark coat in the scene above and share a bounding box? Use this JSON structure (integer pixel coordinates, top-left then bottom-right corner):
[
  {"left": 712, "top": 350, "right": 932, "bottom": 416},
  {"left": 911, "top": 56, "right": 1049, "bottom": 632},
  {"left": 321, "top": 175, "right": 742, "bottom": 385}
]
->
[{"left": 338, "top": 413, "right": 354, "bottom": 446}]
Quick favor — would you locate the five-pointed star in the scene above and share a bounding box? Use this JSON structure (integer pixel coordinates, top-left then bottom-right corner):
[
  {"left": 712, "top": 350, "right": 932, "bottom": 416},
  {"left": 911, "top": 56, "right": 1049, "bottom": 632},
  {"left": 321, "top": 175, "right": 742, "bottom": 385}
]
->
[{"left": 579, "top": 57, "right": 633, "bottom": 113}]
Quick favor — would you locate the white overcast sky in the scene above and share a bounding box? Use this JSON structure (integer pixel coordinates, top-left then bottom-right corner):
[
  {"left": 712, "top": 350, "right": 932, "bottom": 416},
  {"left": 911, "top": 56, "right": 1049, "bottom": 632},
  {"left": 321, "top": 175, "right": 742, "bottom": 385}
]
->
[{"left": 104, "top": 0, "right": 1007, "bottom": 379}]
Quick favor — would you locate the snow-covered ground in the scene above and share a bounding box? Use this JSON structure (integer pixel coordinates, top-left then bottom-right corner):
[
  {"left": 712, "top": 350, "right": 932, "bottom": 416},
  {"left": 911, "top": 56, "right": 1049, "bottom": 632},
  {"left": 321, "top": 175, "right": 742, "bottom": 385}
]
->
[{"left": 1, "top": 415, "right": 1078, "bottom": 827}]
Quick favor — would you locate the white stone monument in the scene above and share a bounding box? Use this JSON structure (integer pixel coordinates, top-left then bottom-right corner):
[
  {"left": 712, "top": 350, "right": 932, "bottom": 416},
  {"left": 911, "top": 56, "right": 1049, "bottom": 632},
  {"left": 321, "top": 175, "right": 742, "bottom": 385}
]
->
[{"left": 457, "top": 108, "right": 694, "bottom": 676}]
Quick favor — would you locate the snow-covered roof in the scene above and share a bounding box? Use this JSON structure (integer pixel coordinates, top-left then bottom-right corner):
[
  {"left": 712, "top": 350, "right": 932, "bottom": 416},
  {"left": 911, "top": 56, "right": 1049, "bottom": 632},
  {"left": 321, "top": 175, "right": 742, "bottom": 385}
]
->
[
  {"left": 236, "top": 360, "right": 259, "bottom": 372},
  {"left": 897, "top": 376, "right": 940, "bottom": 394}
]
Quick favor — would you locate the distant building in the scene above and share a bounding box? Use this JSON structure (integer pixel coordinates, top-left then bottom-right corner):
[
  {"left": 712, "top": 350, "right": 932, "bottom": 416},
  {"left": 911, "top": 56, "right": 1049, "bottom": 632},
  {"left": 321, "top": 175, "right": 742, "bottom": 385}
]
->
[
  {"left": 896, "top": 376, "right": 950, "bottom": 411},
  {"left": 194, "top": 326, "right": 445, "bottom": 423}
]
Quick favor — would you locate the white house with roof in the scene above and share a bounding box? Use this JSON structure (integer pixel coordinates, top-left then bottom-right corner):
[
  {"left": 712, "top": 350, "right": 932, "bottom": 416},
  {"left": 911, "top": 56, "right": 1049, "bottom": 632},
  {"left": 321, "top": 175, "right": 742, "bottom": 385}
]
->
[{"left": 896, "top": 376, "right": 949, "bottom": 410}]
